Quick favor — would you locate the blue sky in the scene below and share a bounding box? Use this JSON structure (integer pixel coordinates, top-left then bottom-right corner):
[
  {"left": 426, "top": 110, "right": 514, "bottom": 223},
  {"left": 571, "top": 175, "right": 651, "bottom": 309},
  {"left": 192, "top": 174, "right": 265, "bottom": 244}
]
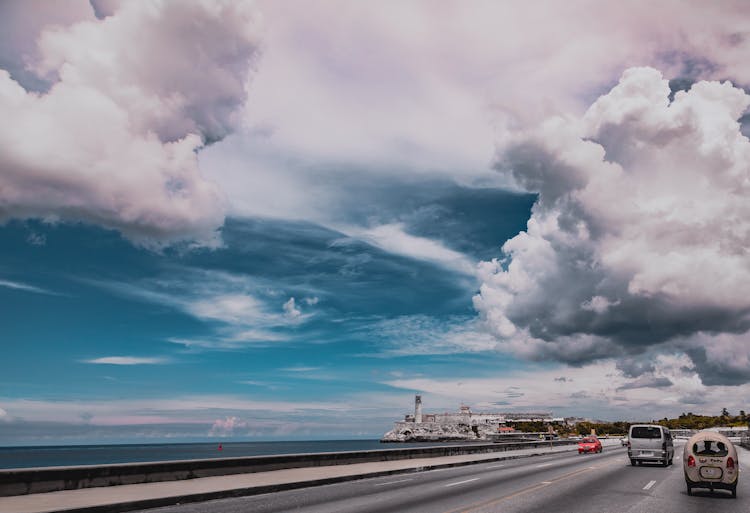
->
[{"left": 2, "top": 1, "right": 750, "bottom": 444}]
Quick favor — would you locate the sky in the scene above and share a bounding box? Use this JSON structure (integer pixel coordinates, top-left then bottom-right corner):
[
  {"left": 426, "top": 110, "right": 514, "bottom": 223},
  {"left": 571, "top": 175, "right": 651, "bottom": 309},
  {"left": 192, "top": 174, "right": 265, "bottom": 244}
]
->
[{"left": 2, "top": 0, "right": 750, "bottom": 445}]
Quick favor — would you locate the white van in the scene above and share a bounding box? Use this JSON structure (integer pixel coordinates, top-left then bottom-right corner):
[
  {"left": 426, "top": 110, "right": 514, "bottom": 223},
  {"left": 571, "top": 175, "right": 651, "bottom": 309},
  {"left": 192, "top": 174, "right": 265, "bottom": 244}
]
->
[
  {"left": 683, "top": 431, "right": 739, "bottom": 498},
  {"left": 627, "top": 424, "right": 674, "bottom": 466}
]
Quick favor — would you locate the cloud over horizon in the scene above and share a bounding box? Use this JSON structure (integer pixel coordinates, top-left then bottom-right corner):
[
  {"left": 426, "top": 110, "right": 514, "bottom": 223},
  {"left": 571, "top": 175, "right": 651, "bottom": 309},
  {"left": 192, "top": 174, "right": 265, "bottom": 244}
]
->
[{"left": 475, "top": 67, "right": 750, "bottom": 385}]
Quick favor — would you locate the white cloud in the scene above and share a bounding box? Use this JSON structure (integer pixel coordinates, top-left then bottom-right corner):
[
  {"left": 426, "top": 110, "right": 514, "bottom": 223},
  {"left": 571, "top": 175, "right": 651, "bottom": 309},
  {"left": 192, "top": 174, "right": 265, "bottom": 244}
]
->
[
  {"left": 168, "top": 329, "right": 285, "bottom": 350},
  {"left": 83, "top": 356, "right": 167, "bottom": 365},
  {"left": 86, "top": 269, "right": 315, "bottom": 349},
  {"left": 366, "top": 315, "right": 499, "bottom": 356},
  {"left": 280, "top": 367, "right": 320, "bottom": 373},
  {"left": 474, "top": 67, "right": 750, "bottom": 384},
  {"left": 202, "top": 0, "right": 750, "bottom": 227},
  {"left": 188, "top": 294, "right": 268, "bottom": 325},
  {"left": 0, "top": 395, "right": 352, "bottom": 426},
  {"left": 0, "top": 279, "right": 57, "bottom": 295},
  {"left": 0, "top": 0, "right": 261, "bottom": 248},
  {"left": 26, "top": 232, "right": 46, "bottom": 246},
  {"left": 345, "top": 223, "right": 476, "bottom": 275},
  {"left": 209, "top": 416, "right": 248, "bottom": 437},
  {"left": 283, "top": 297, "right": 301, "bottom": 320},
  {"left": 382, "top": 354, "right": 735, "bottom": 420},
  {"left": 581, "top": 296, "right": 619, "bottom": 314}
]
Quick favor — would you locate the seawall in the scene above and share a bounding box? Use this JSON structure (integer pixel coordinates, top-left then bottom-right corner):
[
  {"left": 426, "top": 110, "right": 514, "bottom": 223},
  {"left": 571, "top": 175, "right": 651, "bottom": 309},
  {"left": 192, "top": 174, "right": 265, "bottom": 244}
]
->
[{"left": 0, "top": 439, "right": 576, "bottom": 496}]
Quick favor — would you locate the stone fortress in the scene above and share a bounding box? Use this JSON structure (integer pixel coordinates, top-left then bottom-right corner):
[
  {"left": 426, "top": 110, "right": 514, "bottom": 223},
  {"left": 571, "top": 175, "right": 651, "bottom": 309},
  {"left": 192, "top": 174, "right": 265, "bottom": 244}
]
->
[{"left": 381, "top": 395, "right": 563, "bottom": 442}]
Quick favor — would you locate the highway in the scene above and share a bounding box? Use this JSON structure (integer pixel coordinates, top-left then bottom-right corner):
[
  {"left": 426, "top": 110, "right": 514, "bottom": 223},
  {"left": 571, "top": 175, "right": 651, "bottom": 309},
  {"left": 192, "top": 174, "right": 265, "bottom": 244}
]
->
[{"left": 138, "top": 442, "right": 750, "bottom": 513}]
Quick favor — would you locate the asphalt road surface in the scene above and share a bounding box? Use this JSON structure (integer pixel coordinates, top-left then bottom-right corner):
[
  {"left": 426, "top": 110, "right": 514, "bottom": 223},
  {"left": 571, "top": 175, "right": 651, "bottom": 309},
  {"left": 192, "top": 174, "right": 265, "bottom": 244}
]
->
[{"left": 139, "top": 442, "right": 750, "bottom": 513}]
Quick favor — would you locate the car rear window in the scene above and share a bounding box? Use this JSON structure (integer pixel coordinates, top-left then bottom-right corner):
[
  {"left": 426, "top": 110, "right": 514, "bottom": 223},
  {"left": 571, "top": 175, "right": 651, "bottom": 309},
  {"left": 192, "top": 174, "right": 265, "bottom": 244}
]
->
[
  {"left": 630, "top": 426, "right": 662, "bottom": 439},
  {"left": 692, "top": 440, "right": 729, "bottom": 457},
  {"left": 581, "top": 437, "right": 596, "bottom": 443}
]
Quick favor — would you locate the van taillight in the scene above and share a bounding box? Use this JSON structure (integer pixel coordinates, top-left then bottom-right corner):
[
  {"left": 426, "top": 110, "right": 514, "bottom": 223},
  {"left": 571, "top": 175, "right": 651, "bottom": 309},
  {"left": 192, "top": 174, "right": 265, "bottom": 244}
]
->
[
  {"left": 727, "top": 457, "right": 735, "bottom": 469},
  {"left": 687, "top": 455, "right": 696, "bottom": 467},
  {"left": 627, "top": 441, "right": 631, "bottom": 449},
  {"left": 662, "top": 441, "right": 667, "bottom": 451}
]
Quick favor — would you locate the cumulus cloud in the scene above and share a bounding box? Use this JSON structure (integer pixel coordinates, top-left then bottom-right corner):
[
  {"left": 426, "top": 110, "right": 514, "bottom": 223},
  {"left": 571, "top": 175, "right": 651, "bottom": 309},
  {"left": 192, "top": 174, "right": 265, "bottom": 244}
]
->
[
  {"left": 283, "top": 297, "right": 302, "bottom": 320},
  {"left": 474, "top": 67, "right": 750, "bottom": 385},
  {"left": 383, "top": 353, "right": 737, "bottom": 420},
  {"left": 209, "top": 416, "right": 248, "bottom": 437},
  {"left": 0, "top": 0, "right": 261, "bottom": 247}
]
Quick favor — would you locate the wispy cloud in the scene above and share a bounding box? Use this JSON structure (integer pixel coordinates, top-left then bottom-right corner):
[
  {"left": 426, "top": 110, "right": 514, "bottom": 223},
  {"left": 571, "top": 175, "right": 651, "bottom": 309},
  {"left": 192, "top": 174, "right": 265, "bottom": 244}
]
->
[
  {"left": 168, "top": 329, "right": 286, "bottom": 350},
  {"left": 83, "top": 269, "right": 319, "bottom": 350},
  {"left": 0, "top": 279, "right": 58, "bottom": 295},
  {"left": 362, "top": 315, "right": 499, "bottom": 357},
  {"left": 82, "top": 356, "right": 168, "bottom": 365},
  {"left": 341, "top": 223, "right": 476, "bottom": 276}
]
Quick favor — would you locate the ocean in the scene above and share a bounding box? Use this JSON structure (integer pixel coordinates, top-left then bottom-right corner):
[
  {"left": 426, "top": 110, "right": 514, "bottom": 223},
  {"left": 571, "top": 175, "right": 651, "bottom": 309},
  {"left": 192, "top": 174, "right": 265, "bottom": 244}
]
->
[{"left": 0, "top": 440, "right": 469, "bottom": 469}]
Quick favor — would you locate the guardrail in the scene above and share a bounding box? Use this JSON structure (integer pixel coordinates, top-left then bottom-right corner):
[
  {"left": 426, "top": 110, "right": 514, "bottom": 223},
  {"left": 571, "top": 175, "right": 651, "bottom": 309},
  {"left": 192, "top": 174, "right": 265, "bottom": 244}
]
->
[
  {"left": 740, "top": 432, "right": 750, "bottom": 450},
  {"left": 0, "top": 439, "right": 578, "bottom": 496}
]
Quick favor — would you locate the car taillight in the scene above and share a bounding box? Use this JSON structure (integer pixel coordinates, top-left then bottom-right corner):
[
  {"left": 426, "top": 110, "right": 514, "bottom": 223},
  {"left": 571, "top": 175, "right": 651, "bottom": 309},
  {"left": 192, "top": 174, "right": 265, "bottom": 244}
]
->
[
  {"left": 727, "top": 457, "right": 735, "bottom": 469},
  {"left": 627, "top": 441, "right": 631, "bottom": 449},
  {"left": 687, "top": 455, "right": 696, "bottom": 467},
  {"left": 662, "top": 441, "right": 667, "bottom": 451}
]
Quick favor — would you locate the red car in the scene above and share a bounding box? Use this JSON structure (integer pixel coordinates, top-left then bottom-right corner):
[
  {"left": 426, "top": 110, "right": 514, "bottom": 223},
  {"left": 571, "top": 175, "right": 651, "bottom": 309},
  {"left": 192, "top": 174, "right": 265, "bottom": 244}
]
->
[{"left": 578, "top": 436, "right": 602, "bottom": 454}]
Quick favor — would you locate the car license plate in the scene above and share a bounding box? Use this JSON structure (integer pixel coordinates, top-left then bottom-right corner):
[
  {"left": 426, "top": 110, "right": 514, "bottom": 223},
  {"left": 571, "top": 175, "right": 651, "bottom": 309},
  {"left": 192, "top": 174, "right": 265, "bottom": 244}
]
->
[
  {"left": 641, "top": 451, "right": 653, "bottom": 457},
  {"left": 700, "top": 466, "right": 723, "bottom": 480}
]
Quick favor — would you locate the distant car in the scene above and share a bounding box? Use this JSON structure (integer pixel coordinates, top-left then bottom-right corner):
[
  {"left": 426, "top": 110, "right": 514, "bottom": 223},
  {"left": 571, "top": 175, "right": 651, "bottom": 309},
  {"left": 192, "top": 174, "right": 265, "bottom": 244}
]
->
[
  {"left": 578, "top": 436, "right": 602, "bottom": 454},
  {"left": 628, "top": 424, "right": 674, "bottom": 466},
  {"left": 621, "top": 436, "right": 628, "bottom": 446},
  {"left": 684, "top": 432, "right": 738, "bottom": 498}
]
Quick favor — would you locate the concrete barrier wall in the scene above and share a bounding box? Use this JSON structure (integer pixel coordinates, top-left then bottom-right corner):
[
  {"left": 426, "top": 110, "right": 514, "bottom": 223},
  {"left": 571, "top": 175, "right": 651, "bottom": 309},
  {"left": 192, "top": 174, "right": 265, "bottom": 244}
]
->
[{"left": 0, "top": 439, "right": 577, "bottom": 496}]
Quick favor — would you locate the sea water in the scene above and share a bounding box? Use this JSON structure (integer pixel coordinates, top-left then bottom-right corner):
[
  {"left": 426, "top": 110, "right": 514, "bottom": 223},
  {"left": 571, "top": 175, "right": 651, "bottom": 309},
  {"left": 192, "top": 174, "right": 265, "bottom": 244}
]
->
[{"left": 0, "top": 439, "right": 471, "bottom": 469}]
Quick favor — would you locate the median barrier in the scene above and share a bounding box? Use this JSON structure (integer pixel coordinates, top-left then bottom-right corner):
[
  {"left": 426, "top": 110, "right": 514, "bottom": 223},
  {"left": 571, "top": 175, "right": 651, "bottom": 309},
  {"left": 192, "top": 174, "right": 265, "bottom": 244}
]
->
[{"left": 0, "top": 439, "right": 578, "bottom": 496}]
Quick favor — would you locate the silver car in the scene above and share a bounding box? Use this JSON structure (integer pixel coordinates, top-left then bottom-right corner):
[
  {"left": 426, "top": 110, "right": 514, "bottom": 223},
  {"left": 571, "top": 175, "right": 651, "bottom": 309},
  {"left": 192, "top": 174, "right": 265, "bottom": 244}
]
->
[{"left": 627, "top": 424, "right": 674, "bottom": 466}]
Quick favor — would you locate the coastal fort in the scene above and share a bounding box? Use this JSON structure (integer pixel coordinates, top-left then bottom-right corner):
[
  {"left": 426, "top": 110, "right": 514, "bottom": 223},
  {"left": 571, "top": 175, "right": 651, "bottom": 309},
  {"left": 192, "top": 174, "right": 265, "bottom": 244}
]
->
[{"left": 381, "top": 395, "right": 564, "bottom": 442}]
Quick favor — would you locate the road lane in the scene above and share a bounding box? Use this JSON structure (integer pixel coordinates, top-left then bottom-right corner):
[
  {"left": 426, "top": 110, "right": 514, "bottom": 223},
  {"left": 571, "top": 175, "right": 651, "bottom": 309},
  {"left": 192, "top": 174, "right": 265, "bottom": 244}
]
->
[
  {"left": 138, "top": 445, "right": 624, "bottom": 513},
  {"left": 137, "top": 443, "right": 750, "bottom": 513}
]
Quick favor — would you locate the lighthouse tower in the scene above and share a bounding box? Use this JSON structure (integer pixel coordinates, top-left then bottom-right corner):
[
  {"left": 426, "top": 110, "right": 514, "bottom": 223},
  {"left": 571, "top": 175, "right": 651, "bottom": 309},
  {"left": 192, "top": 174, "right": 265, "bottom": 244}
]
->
[{"left": 415, "top": 395, "right": 423, "bottom": 423}]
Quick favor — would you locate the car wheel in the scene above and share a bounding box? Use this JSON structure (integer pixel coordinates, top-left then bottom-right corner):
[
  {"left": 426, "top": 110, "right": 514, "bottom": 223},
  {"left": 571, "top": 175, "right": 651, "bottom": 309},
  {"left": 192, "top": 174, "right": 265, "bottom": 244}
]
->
[
  {"left": 630, "top": 459, "right": 636, "bottom": 466},
  {"left": 662, "top": 459, "right": 668, "bottom": 467},
  {"left": 686, "top": 484, "right": 692, "bottom": 496},
  {"left": 732, "top": 485, "right": 737, "bottom": 499}
]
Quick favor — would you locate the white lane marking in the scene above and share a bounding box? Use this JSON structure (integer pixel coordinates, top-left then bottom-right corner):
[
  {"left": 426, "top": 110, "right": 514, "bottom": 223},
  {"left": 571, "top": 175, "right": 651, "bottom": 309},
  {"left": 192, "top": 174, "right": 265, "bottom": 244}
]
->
[
  {"left": 429, "top": 468, "right": 451, "bottom": 472},
  {"left": 373, "top": 479, "right": 413, "bottom": 487},
  {"left": 643, "top": 480, "right": 657, "bottom": 490},
  {"left": 445, "top": 478, "right": 480, "bottom": 487},
  {"left": 535, "top": 462, "right": 554, "bottom": 468},
  {"left": 541, "top": 481, "right": 552, "bottom": 484},
  {"left": 487, "top": 464, "right": 506, "bottom": 469}
]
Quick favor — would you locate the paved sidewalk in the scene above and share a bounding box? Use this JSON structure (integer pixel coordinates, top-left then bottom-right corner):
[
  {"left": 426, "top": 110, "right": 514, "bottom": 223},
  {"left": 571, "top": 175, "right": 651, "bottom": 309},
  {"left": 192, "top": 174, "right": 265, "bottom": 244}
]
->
[{"left": 0, "top": 440, "right": 622, "bottom": 513}]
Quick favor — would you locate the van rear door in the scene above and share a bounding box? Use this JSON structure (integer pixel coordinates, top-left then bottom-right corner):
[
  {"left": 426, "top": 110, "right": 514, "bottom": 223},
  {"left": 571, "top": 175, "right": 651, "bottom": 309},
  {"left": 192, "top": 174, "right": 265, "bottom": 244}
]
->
[{"left": 630, "top": 426, "right": 664, "bottom": 457}]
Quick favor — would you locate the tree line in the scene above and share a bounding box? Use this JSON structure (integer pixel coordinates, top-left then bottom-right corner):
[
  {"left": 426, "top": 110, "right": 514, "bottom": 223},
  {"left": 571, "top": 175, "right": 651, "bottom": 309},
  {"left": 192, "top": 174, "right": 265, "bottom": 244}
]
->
[{"left": 508, "top": 409, "right": 748, "bottom": 436}]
